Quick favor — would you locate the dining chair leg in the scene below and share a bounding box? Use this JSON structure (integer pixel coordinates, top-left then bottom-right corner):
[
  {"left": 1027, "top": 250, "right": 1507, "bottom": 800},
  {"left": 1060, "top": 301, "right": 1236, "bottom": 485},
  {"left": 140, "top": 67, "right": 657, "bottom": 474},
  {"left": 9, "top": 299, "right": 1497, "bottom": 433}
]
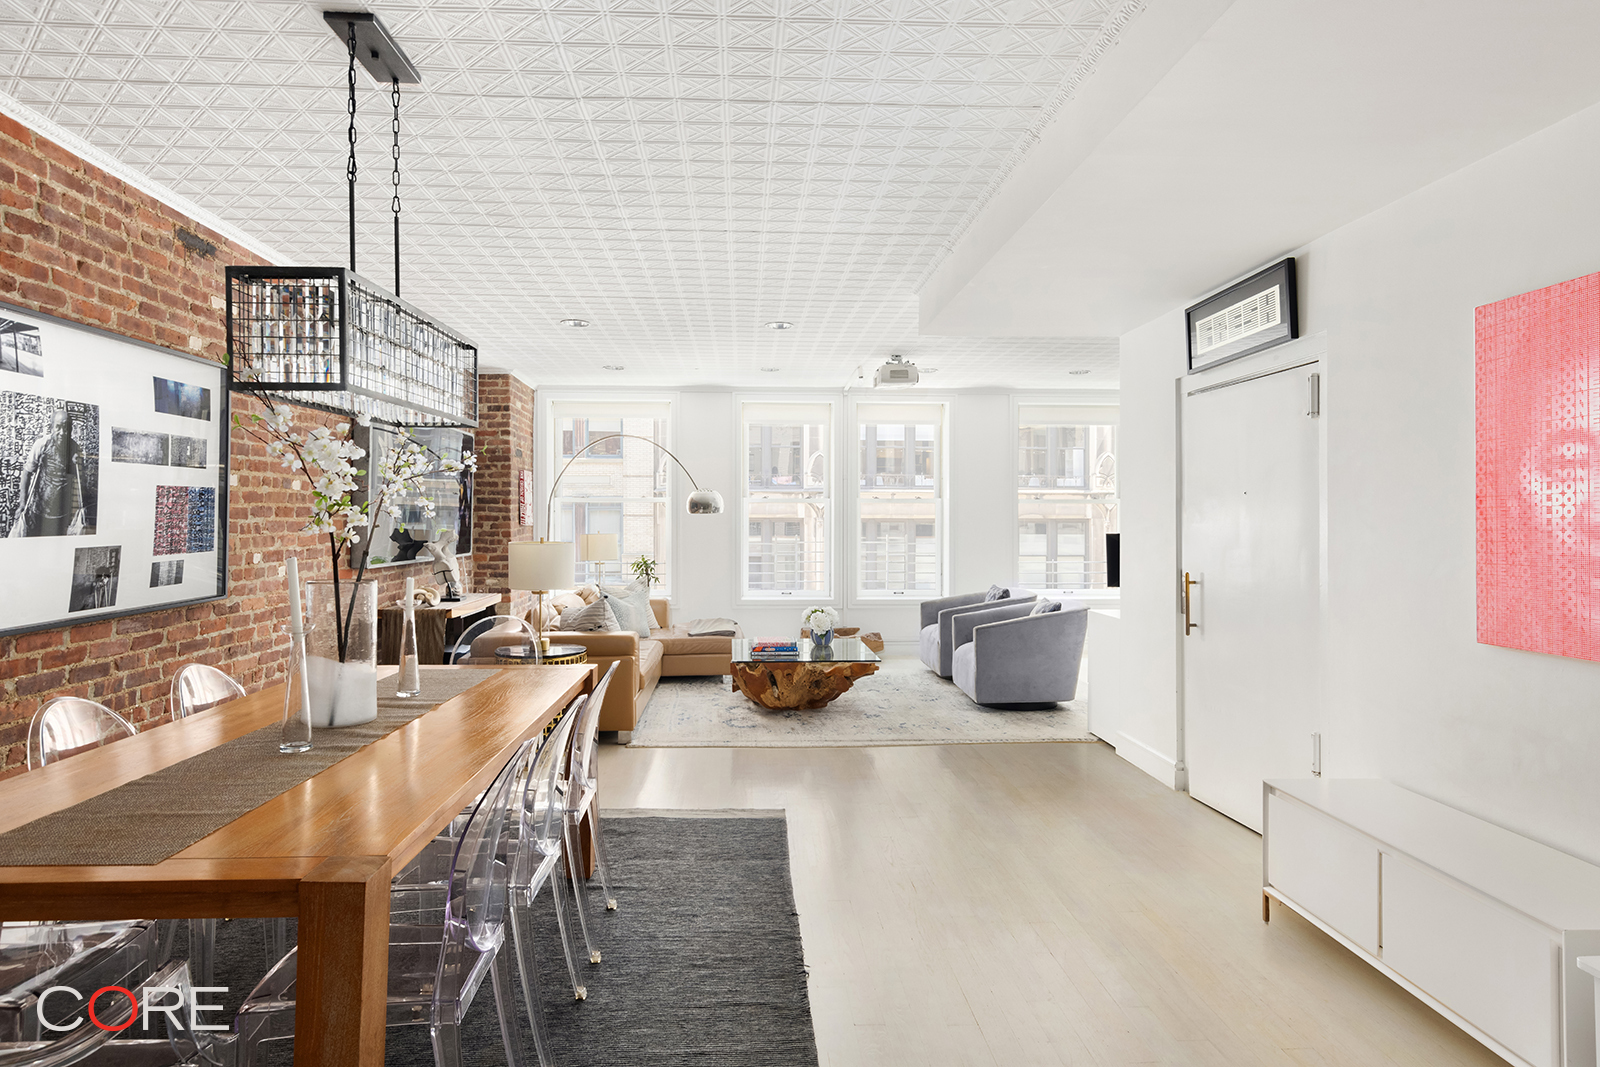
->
[
  {"left": 589, "top": 807, "right": 618, "bottom": 912},
  {"left": 188, "top": 918, "right": 216, "bottom": 986},
  {"left": 262, "top": 917, "right": 289, "bottom": 968},
  {"left": 545, "top": 856, "right": 586, "bottom": 998},
  {"left": 563, "top": 813, "right": 600, "bottom": 965},
  {"left": 491, "top": 944, "right": 533, "bottom": 1067},
  {"left": 429, "top": 1018, "right": 464, "bottom": 1067}
]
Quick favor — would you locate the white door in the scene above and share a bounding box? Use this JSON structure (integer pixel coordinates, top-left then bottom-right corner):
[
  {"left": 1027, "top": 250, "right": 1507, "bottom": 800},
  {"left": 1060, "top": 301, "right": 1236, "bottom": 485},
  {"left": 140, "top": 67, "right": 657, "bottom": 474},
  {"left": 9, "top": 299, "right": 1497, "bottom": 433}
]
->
[{"left": 1181, "top": 362, "right": 1320, "bottom": 831}]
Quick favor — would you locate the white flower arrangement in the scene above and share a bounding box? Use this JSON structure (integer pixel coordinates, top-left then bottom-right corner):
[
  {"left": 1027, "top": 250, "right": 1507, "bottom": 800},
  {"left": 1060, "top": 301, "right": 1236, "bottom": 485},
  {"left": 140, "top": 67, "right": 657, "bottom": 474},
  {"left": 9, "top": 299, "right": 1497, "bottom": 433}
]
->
[
  {"left": 236, "top": 399, "right": 477, "bottom": 661},
  {"left": 802, "top": 605, "right": 840, "bottom": 634}
]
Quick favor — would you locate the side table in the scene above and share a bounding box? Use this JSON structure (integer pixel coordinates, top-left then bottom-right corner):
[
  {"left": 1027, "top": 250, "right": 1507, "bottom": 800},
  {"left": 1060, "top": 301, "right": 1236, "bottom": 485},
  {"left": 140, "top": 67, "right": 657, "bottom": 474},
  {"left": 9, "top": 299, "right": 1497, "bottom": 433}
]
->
[{"left": 495, "top": 643, "right": 590, "bottom": 665}]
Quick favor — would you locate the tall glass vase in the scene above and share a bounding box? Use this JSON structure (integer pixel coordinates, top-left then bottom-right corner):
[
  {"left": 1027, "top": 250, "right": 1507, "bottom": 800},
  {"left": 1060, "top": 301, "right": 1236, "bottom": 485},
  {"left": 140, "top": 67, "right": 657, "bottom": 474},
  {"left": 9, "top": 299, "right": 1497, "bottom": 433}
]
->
[{"left": 304, "top": 579, "right": 379, "bottom": 727}]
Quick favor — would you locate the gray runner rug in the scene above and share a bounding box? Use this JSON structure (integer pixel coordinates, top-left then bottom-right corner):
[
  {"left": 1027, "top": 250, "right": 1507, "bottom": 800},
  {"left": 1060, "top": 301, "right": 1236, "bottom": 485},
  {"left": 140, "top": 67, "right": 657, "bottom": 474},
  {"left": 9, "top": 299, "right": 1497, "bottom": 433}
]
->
[{"left": 213, "top": 812, "right": 819, "bottom": 1067}]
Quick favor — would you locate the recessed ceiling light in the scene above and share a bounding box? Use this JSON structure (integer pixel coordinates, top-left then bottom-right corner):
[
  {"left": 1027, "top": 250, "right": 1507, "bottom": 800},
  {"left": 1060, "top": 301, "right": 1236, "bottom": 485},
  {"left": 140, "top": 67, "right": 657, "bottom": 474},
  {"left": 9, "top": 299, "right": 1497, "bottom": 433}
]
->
[
  {"left": 1068, "top": 369, "right": 1092, "bottom": 375},
  {"left": 602, "top": 364, "right": 625, "bottom": 371},
  {"left": 560, "top": 318, "right": 590, "bottom": 328},
  {"left": 760, "top": 367, "right": 780, "bottom": 373},
  {"left": 763, "top": 321, "right": 794, "bottom": 330}
]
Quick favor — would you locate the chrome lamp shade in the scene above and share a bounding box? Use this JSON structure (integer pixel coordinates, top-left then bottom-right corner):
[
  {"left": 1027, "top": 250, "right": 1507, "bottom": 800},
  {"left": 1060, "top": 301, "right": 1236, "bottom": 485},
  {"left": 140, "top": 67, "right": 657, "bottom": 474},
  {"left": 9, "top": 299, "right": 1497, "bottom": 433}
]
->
[
  {"left": 225, "top": 266, "right": 478, "bottom": 428},
  {"left": 687, "top": 488, "right": 725, "bottom": 515}
]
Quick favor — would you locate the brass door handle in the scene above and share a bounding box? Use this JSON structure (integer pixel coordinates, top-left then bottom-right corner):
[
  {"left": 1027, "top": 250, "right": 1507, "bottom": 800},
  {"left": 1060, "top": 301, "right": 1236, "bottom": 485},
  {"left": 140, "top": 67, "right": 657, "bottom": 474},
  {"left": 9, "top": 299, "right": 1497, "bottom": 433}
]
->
[{"left": 1184, "top": 571, "right": 1198, "bottom": 635}]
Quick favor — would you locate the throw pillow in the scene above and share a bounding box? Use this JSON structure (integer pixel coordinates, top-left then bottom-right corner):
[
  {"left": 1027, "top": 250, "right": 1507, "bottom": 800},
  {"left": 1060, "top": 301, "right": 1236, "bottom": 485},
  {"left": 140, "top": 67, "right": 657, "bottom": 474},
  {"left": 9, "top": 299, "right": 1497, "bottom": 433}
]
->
[
  {"left": 558, "top": 598, "right": 620, "bottom": 633},
  {"left": 1029, "top": 598, "right": 1063, "bottom": 615},
  {"left": 574, "top": 584, "right": 601, "bottom": 605},
  {"left": 983, "top": 584, "right": 1010, "bottom": 602},
  {"left": 600, "top": 578, "right": 654, "bottom": 639}
]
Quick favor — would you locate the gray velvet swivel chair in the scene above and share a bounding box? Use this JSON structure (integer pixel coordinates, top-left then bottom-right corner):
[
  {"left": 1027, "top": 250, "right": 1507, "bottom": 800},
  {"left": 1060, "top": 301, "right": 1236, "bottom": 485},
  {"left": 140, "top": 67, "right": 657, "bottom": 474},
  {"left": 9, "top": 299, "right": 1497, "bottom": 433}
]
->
[
  {"left": 949, "top": 599, "right": 1089, "bottom": 708},
  {"left": 918, "top": 588, "right": 1035, "bottom": 678}
]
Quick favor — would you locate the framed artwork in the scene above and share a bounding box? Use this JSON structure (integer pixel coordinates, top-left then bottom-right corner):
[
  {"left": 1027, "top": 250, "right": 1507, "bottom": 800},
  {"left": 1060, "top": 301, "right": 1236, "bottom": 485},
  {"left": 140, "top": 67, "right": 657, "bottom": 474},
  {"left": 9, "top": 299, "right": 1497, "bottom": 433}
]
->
[
  {"left": 1186, "top": 258, "right": 1299, "bottom": 372},
  {"left": 1477, "top": 272, "right": 1600, "bottom": 661},
  {"left": 0, "top": 299, "right": 229, "bottom": 638},
  {"left": 356, "top": 424, "right": 475, "bottom": 568}
]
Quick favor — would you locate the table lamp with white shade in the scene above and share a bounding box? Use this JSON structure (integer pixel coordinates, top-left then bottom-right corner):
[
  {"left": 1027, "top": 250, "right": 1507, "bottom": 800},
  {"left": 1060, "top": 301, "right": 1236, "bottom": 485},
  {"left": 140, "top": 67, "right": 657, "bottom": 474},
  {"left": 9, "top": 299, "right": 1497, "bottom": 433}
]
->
[
  {"left": 508, "top": 540, "right": 576, "bottom": 652},
  {"left": 579, "top": 533, "right": 620, "bottom": 586}
]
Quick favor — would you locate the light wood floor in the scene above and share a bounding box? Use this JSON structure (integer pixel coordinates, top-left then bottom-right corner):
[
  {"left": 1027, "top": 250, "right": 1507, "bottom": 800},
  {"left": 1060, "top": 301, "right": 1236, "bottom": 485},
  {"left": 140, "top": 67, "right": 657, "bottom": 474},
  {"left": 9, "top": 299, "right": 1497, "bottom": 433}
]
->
[{"left": 596, "top": 740, "right": 1507, "bottom": 1067}]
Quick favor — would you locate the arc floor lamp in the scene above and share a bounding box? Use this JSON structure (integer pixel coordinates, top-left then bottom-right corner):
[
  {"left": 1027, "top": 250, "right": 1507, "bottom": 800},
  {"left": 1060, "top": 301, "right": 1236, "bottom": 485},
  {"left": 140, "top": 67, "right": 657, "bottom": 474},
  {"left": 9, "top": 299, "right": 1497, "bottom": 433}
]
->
[{"left": 508, "top": 434, "right": 722, "bottom": 647}]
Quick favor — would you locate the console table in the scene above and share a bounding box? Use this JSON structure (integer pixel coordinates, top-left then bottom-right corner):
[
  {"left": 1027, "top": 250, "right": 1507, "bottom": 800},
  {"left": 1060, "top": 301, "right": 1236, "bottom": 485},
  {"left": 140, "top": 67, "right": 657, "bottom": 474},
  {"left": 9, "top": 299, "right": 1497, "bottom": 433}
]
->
[
  {"left": 1263, "top": 779, "right": 1600, "bottom": 1067},
  {"left": 377, "top": 591, "right": 501, "bottom": 664}
]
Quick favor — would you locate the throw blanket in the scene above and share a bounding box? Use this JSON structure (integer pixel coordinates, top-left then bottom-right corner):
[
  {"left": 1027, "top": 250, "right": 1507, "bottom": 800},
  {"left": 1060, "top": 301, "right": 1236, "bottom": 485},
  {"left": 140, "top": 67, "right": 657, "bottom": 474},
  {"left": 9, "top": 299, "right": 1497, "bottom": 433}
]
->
[{"left": 687, "top": 617, "right": 741, "bottom": 637}]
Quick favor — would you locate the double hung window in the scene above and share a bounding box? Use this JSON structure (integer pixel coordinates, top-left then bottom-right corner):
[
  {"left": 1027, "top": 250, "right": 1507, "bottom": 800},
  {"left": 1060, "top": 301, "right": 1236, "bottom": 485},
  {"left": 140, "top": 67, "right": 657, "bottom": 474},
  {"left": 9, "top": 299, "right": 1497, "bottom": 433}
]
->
[
  {"left": 548, "top": 399, "right": 671, "bottom": 593},
  {"left": 1016, "top": 404, "right": 1117, "bottom": 589},
  {"left": 742, "top": 401, "right": 831, "bottom": 598},
  {"left": 855, "top": 401, "right": 945, "bottom": 597}
]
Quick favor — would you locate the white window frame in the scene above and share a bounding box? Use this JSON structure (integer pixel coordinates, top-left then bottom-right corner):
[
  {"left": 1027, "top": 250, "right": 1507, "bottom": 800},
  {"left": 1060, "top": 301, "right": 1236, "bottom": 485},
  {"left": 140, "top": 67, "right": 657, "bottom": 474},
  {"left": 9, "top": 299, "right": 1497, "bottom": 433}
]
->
[
  {"left": 848, "top": 396, "right": 950, "bottom": 604},
  {"left": 1010, "top": 397, "right": 1119, "bottom": 591},
  {"left": 737, "top": 395, "right": 838, "bottom": 603},
  {"left": 538, "top": 391, "right": 678, "bottom": 597}
]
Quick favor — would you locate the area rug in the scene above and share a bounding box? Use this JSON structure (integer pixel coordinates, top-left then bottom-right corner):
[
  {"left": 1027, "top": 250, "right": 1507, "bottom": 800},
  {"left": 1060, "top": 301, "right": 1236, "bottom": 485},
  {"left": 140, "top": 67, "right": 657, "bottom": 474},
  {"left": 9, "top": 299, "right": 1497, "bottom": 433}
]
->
[
  {"left": 630, "top": 656, "right": 1095, "bottom": 747},
  {"left": 211, "top": 812, "right": 818, "bottom": 1067}
]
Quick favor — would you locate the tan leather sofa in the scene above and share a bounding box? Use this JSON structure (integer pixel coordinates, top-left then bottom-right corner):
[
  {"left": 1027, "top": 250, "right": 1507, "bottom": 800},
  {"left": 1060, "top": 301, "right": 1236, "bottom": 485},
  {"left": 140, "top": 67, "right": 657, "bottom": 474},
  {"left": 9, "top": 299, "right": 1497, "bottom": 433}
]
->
[{"left": 539, "top": 599, "right": 737, "bottom": 732}]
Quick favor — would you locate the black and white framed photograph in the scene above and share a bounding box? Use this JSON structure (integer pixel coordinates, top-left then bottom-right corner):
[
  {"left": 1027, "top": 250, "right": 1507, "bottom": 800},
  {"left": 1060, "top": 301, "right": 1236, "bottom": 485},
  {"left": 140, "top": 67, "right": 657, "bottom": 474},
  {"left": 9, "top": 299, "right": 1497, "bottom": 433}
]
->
[
  {"left": 355, "top": 424, "right": 474, "bottom": 568},
  {"left": 1186, "top": 258, "right": 1299, "bottom": 372},
  {"left": 0, "top": 298, "right": 229, "bottom": 637}
]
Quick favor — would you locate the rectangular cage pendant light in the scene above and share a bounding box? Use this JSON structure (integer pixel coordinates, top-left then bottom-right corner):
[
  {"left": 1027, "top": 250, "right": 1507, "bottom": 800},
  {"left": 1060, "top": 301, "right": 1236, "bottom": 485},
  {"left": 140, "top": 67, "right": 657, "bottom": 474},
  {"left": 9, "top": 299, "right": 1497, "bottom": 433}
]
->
[{"left": 226, "top": 266, "right": 478, "bottom": 428}]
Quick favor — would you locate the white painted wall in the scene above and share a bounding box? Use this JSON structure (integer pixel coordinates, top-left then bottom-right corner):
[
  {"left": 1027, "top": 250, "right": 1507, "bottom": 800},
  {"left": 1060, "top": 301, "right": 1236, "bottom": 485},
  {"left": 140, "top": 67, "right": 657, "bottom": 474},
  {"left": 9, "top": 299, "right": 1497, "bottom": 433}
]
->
[
  {"left": 1117, "top": 100, "right": 1600, "bottom": 863},
  {"left": 1115, "top": 312, "right": 1185, "bottom": 787}
]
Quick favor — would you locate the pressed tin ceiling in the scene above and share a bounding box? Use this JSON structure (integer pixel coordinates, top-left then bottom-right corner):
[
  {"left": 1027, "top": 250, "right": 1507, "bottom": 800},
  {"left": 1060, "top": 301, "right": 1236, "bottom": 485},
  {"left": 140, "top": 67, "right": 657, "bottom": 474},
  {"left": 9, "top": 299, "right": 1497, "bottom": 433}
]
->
[{"left": 0, "top": 0, "right": 1133, "bottom": 388}]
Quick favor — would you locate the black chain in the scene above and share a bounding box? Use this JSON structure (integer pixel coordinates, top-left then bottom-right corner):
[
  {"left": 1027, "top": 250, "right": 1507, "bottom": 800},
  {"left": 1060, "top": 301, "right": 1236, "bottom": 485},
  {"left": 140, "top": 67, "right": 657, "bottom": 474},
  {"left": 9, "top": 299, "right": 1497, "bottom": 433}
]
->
[
  {"left": 391, "top": 78, "right": 402, "bottom": 295},
  {"left": 346, "top": 22, "right": 358, "bottom": 272}
]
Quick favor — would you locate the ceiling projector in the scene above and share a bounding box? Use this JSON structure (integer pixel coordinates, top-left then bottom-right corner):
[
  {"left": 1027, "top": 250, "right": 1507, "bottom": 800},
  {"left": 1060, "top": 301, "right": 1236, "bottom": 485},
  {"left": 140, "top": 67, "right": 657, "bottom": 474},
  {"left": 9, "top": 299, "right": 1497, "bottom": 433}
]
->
[{"left": 873, "top": 354, "right": 920, "bottom": 388}]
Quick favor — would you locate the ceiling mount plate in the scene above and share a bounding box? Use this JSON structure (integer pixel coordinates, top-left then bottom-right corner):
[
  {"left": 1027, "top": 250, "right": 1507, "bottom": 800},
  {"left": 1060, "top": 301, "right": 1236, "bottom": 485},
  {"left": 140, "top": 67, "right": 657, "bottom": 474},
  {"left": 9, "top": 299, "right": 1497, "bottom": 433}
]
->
[{"left": 322, "top": 11, "right": 421, "bottom": 84}]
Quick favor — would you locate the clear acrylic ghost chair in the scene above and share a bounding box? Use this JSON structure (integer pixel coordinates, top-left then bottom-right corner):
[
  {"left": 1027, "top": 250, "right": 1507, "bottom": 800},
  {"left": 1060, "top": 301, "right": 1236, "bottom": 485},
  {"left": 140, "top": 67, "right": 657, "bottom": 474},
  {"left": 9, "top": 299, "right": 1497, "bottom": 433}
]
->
[
  {"left": 27, "top": 698, "right": 136, "bottom": 769},
  {"left": 449, "top": 615, "right": 537, "bottom": 665},
  {"left": 0, "top": 956, "right": 229, "bottom": 1067},
  {"left": 168, "top": 665, "right": 246, "bottom": 720},
  {"left": 561, "top": 661, "right": 621, "bottom": 966},
  {"left": 167, "top": 666, "right": 279, "bottom": 978},
  {"left": 17, "top": 701, "right": 177, "bottom": 1009},
  {"left": 0, "top": 919, "right": 159, "bottom": 1050},
  {"left": 509, "top": 701, "right": 588, "bottom": 1010},
  {"left": 234, "top": 740, "right": 536, "bottom": 1067},
  {"left": 70, "top": 959, "right": 238, "bottom": 1067}
]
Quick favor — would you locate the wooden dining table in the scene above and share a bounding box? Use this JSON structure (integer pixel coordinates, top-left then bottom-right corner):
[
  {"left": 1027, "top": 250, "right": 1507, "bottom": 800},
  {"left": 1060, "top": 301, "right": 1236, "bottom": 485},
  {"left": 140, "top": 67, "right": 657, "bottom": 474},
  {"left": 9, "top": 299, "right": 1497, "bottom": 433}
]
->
[{"left": 0, "top": 663, "right": 594, "bottom": 1066}]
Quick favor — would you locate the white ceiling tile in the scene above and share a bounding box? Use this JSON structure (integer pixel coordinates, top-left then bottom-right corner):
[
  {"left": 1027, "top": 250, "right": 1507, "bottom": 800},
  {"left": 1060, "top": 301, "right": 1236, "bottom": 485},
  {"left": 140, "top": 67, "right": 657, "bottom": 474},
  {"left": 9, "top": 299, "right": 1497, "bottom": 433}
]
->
[{"left": 0, "top": 0, "right": 1133, "bottom": 388}]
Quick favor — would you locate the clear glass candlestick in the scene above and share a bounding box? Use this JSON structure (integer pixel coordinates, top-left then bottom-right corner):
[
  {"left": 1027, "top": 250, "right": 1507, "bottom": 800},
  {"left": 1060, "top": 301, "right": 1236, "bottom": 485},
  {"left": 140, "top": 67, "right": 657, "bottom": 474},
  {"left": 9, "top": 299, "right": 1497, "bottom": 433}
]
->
[
  {"left": 279, "top": 622, "right": 314, "bottom": 754},
  {"left": 397, "top": 603, "right": 422, "bottom": 698}
]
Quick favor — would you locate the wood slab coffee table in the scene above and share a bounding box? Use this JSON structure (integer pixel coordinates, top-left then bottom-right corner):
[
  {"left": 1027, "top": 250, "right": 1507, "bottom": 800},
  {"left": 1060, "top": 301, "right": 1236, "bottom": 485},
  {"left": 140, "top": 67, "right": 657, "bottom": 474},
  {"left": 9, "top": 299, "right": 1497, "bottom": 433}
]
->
[{"left": 730, "top": 637, "right": 882, "bottom": 709}]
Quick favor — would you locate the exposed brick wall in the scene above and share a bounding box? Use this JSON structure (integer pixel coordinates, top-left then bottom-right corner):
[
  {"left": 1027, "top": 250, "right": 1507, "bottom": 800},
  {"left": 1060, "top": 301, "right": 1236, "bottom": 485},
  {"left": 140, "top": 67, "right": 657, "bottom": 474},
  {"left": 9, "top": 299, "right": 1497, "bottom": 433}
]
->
[
  {"left": 0, "top": 116, "right": 479, "bottom": 778},
  {"left": 472, "top": 373, "right": 535, "bottom": 619}
]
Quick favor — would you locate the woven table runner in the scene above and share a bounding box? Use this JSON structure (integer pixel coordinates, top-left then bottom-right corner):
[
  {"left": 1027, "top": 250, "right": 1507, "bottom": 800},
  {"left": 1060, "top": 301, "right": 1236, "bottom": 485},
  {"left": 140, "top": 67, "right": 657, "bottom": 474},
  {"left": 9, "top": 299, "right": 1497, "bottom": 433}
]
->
[{"left": 0, "top": 669, "right": 499, "bottom": 867}]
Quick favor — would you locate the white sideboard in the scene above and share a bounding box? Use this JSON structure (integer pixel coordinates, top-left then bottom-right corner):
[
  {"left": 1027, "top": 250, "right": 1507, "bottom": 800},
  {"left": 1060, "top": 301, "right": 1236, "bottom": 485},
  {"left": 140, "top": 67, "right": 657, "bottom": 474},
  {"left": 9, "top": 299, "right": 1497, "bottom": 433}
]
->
[{"left": 1263, "top": 779, "right": 1600, "bottom": 1067}]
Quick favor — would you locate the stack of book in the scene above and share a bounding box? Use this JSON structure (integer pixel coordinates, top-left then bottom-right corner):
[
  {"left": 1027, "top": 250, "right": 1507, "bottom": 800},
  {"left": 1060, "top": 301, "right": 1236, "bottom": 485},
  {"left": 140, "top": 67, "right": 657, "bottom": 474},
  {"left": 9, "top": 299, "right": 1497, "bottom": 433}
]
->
[{"left": 750, "top": 639, "right": 800, "bottom": 659}]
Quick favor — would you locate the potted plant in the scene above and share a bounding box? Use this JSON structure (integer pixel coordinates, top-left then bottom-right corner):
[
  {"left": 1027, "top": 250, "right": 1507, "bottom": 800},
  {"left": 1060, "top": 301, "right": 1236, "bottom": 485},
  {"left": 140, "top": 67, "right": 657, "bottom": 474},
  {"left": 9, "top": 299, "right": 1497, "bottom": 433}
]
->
[
  {"left": 237, "top": 401, "right": 475, "bottom": 726},
  {"left": 802, "top": 605, "right": 840, "bottom": 649},
  {"left": 631, "top": 555, "right": 660, "bottom": 586}
]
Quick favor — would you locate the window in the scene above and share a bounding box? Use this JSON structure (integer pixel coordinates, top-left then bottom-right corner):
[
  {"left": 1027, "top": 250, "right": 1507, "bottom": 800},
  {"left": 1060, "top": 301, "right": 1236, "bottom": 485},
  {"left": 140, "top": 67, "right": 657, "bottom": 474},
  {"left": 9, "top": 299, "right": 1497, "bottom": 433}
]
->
[
  {"left": 561, "top": 417, "right": 622, "bottom": 458},
  {"left": 549, "top": 399, "right": 671, "bottom": 592},
  {"left": 856, "top": 401, "right": 944, "bottom": 597},
  {"left": 1017, "top": 405, "right": 1117, "bottom": 590},
  {"left": 742, "top": 401, "right": 831, "bottom": 598}
]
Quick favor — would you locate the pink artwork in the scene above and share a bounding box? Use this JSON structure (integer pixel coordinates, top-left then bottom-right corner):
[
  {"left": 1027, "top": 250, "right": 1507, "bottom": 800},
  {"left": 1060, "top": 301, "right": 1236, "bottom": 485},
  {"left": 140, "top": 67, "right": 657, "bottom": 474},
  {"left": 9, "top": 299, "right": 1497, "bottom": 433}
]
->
[{"left": 1477, "top": 272, "right": 1600, "bottom": 660}]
